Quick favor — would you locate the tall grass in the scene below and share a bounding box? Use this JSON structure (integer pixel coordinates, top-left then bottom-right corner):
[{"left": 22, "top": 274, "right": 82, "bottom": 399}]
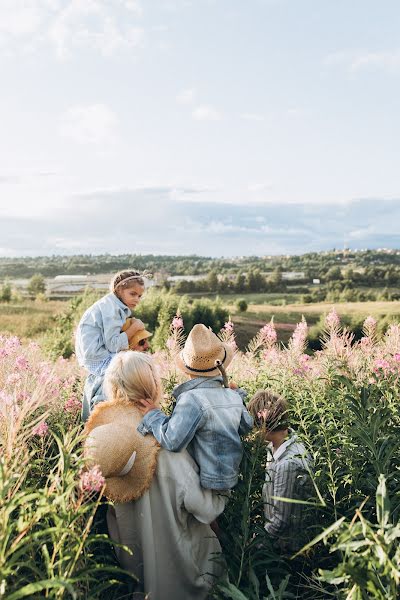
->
[{"left": 1, "top": 308, "right": 399, "bottom": 598}]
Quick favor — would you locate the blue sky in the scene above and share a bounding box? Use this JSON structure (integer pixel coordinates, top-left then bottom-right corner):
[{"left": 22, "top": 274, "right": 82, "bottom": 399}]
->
[{"left": 0, "top": 0, "right": 399, "bottom": 256}]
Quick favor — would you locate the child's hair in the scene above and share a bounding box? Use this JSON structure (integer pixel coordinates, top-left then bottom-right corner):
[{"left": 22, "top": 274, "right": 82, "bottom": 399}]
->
[
  {"left": 247, "top": 389, "right": 289, "bottom": 431},
  {"left": 104, "top": 351, "right": 162, "bottom": 406},
  {"left": 110, "top": 270, "right": 152, "bottom": 294}
]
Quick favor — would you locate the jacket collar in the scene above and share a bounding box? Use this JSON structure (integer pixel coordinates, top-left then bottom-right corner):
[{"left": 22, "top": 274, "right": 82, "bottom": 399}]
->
[
  {"left": 269, "top": 431, "right": 298, "bottom": 461},
  {"left": 173, "top": 376, "right": 224, "bottom": 399},
  {"left": 109, "top": 293, "right": 132, "bottom": 315}
]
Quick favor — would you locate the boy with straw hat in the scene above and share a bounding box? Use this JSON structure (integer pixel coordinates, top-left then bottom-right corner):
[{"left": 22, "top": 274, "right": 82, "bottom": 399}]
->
[{"left": 137, "top": 323, "right": 253, "bottom": 491}]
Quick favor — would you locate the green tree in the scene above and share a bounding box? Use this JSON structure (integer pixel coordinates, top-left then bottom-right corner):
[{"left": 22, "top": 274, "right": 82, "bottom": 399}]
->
[
  {"left": 27, "top": 273, "right": 46, "bottom": 298},
  {"left": 236, "top": 298, "right": 248, "bottom": 312},
  {"left": 0, "top": 280, "right": 12, "bottom": 302}
]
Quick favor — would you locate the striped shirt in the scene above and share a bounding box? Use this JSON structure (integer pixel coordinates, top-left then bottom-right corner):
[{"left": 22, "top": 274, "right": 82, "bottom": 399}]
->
[{"left": 263, "top": 432, "right": 313, "bottom": 551}]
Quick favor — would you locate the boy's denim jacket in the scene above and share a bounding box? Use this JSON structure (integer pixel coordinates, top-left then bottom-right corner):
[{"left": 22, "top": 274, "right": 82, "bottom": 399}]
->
[{"left": 137, "top": 376, "right": 254, "bottom": 490}]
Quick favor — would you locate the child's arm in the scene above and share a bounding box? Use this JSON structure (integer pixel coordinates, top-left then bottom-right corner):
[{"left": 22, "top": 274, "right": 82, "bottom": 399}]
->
[
  {"left": 239, "top": 406, "right": 253, "bottom": 435},
  {"left": 137, "top": 393, "right": 205, "bottom": 452},
  {"left": 102, "top": 310, "right": 143, "bottom": 354}
]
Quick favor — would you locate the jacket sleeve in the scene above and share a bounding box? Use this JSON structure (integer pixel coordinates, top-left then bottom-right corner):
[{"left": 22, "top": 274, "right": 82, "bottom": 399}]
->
[
  {"left": 137, "top": 393, "right": 205, "bottom": 452},
  {"left": 100, "top": 306, "right": 129, "bottom": 354},
  {"left": 264, "top": 461, "right": 298, "bottom": 537},
  {"left": 183, "top": 468, "right": 227, "bottom": 524},
  {"left": 239, "top": 406, "right": 253, "bottom": 435}
]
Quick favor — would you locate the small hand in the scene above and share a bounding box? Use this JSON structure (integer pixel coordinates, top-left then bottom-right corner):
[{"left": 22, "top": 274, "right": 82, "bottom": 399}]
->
[
  {"left": 229, "top": 381, "right": 238, "bottom": 389},
  {"left": 137, "top": 398, "right": 159, "bottom": 415}
]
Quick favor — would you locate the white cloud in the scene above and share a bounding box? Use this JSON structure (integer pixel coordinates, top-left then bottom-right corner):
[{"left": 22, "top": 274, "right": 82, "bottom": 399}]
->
[
  {"left": 0, "top": 0, "right": 144, "bottom": 58},
  {"left": 324, "top": 50, "right": 400, "bottom": 72},
  {"left": 192, "top": 105, "right": 221, "bottom": 121},
  {"left": 48, "top": 0, "right": 144, "bottom": 59},
  {"left": 59, "top": 104, "right": 119, "bottom": 144},
  {"left": 176, "top": 88, "right": 196, "bottom": 104},
  {"left": 350, "top": 51, "right": 400, "bottom": 72},
  {"left": 248, "top": 183, "right": 273, "bottom": 193},
  {"left": 240, "top": 113, "right": 265, "bottom": 122}
]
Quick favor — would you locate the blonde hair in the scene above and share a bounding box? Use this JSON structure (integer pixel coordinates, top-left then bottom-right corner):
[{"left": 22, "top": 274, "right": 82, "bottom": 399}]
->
[
  {"left": 104, "top": 351, "right": 162, "bottom": 406},
  {"left": 247, "top": 389, "right": 289, "bottom": 431},
  {"left": 110, "top": 270, "right": 152, "bottom": 294}
]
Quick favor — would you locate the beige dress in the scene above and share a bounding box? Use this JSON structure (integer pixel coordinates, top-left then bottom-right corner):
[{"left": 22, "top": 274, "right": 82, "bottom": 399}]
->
[{"left": 107, "top": 448, "right": 226, "bottom": 600}]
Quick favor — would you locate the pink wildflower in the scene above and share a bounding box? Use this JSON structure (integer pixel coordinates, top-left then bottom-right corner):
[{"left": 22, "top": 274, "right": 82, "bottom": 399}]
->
[
  {"left": 0, "top": 348, "right": 8, "bottom": 359},
  {"left": 224, "top": 320, "right": 235, "bottom": 332},
  {"left": 363, "top": 316, "right": 377, "bottom": 335},
  {"left": 325, "top": 308, "right": 340, "bottom": 330},
  {"left": 257, "top": 409, "right": 268, "bottom": 420},
  {"left": 260, "top": 322, "right": 277, "bottom": 346},
  {"left": 166, "top": 338, "right": 175, "bottom": 350},
  {"left": 32, "top": 421, "right": 49, "bottom": 437},
  {"left": 290, "top": 318, "right": 308, "bottom": 352},
  {"left": 15, "top": 355, "right": 29, "bottom": 370},
  {"left": 64, "top": 395, "right": 82, "bottom": 413},
  {"left": 6, "top": 372, "right": 22, "bottom": 385},
  {"left": 394, "top": 353, "right": 400, "bottom": 362},
  {"left": 0, "top": 391, "right": 13, "bottom": 406},
  {"left": 5, "top": 336, "right": 21, "bottom": 353},
  {"left": 172, "top": 315, "right": 184, "bottom": 329},
  {"left": 80, "top": 465, "right": 105, "bottom": 493}
]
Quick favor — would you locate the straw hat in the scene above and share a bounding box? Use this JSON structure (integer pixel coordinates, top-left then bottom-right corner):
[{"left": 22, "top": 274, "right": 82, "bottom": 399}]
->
[
  {"left": 130, "top": 328, "right": 152, "bottom": 349},
  {"left": 175, "top": 323, "right": 235, "bottom": 377},
  {"left": 121, "top": 319, "right": 152, "bottom": 350},
  {"left": 84, "top": 400, "right": 159, "bottom": 502}
]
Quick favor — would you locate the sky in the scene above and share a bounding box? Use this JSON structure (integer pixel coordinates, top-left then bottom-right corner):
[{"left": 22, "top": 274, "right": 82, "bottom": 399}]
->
[{"left": 0, "top": 0, "right": 399, "bottom": 257}]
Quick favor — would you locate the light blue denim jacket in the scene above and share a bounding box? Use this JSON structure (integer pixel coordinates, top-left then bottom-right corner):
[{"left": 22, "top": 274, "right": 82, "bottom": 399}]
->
[
  {"left": 75, "top": 293, "right": 131, "bottom": 376},
  {"left": 137, "top": 376, "right": 254, "bottom": 490}
]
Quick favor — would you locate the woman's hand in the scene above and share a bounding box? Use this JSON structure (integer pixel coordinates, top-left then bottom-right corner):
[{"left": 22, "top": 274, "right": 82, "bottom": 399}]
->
[{"left": 137, "top": 398, "right": 159, "bottom": 415}]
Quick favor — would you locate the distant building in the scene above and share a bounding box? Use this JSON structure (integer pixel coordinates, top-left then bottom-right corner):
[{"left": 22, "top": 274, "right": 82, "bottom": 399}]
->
[
  {"left": 46, "top": 274, "right": 156, "bottom": 298},
  {"left": 47, "top": 275, "right": 110, "bottom": 298},
  {"left": 282, "top": 271, "right": 305, "bottom": 280}
]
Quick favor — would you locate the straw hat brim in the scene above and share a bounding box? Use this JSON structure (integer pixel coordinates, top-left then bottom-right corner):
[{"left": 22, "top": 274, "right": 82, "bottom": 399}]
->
[
  {"left": 175, "top": 341, "right": 235, "bottom": 377},
  {"left": 84, "top": 400, "right": 159, "bottom": 503}
]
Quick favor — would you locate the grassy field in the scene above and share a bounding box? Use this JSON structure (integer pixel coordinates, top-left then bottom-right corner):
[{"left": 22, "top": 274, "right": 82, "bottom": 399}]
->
[{"left": 0, "top": 300, "right": 65, "bottom": 340}]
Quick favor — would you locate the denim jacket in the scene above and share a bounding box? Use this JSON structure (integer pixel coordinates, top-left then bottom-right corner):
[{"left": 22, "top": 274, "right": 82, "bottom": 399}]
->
[
  {"left": 137, "top": 376, "right": 254, "bottom": 490},
  {"left": 75, "top": 293, "right": 131, "bottom": 376}
]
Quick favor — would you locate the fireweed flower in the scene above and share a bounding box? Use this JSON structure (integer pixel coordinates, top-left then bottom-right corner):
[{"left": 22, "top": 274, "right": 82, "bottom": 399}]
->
[
  {"left": 64, "top": 396, "right": 82, "bottom": 413},
  {"left": 0, "top": 391, "right": 13, "bottom": 406},
  {"left": 325, "top": 308, "right": 340, "bottom": 330},
  {"left": 80, "top": 465, "right": 105, "bottom": 493},
  {"left": 224, "top": 320, "right": 235, "bottom": 332},
  {"left": 15, "top": 355, "right": 29, "bottom": 370},
  {"left": 172, "top": 315, "right": 184, "bottom": 329},
  {"left": 290, "top": 318, "right": 308, "bottom": 353},
  {"left": 6, "top": 373, "right": 22, "bottom": 386},
  {"left": 260, "top": 322, "right": 277, "bottom": 346},
  {"left": 32, "top": 421, "right": 49, "bottom": 437},
  {"left": 363, "top": 316, "right": 377, "bottom": 336}
]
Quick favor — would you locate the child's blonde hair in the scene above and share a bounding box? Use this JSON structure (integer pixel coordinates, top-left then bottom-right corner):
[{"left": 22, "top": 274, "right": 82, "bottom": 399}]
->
[
  {"left": 104, "top": 351, "right": 162, "bottom": 405},
  {"left": 110, "top": 270, "right": 152, "bottom": 294},
  {"left": 247, "top": 389, "right": 289, "bottom": 431}
]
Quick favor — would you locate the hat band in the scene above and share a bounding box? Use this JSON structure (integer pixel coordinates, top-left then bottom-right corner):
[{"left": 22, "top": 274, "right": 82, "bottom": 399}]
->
[
  {"left": 119, "top": 450, "right": 137, "bottom": 476},
  {"left": 183, "top": 348, "right": 227, "bottom": 373}
]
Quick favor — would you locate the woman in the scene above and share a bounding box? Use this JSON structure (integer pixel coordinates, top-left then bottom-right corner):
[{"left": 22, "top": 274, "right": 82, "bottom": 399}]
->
[{"left": 84, "top": 351, "right": 225, "bottom": 600}]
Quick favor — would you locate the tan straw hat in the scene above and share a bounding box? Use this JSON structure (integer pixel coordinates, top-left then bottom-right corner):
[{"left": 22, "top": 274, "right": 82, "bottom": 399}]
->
[
  {"left": 175, "top": 323, "right": 235, "bottom": 377},
  {"left": 130, "top": 328, "right": 152, "bottom": 348},
  {"left": 84, "top": 400, "right": 159, "bottom": 502}
]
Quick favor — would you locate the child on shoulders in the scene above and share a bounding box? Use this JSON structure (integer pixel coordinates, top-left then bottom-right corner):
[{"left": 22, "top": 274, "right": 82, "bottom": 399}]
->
[
  {"left": 137, "top": 323, "right": 253, "bottom": 491},
  {"left": 75, "top": 269, "right": 149, "bottom": 421}
]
